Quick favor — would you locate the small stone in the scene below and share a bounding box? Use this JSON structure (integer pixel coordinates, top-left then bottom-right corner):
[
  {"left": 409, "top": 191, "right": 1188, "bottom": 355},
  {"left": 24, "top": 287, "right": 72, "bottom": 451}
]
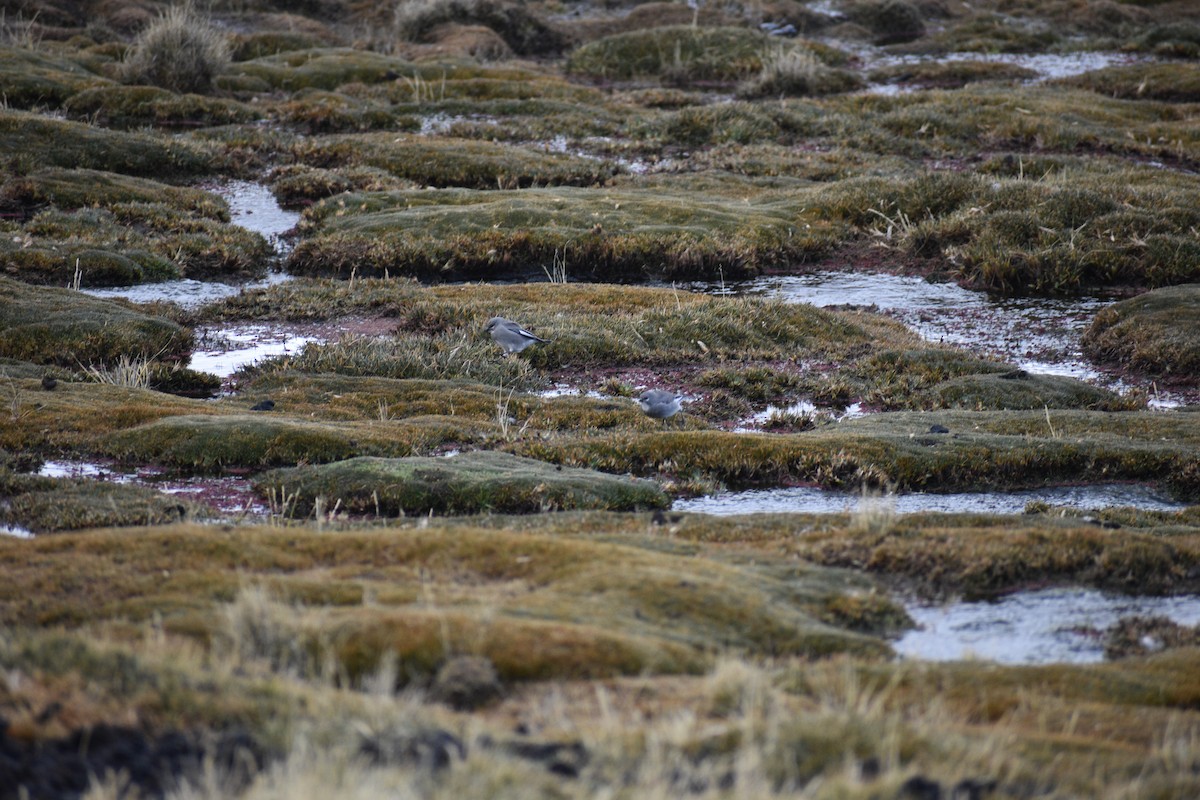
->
[{"left": 429, "top": 655, "right": 503, "bottom": 711}]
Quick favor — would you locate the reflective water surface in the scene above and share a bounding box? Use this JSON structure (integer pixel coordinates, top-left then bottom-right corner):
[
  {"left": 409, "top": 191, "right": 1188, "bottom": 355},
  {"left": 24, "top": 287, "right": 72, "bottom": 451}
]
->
[
  {"left": 37, "top": 460, "right": 269, "bottom": 518},
  {"left": 896, "top": 587, "right": 1200, "bottom": 664},
  {"left": 674, "top": 483, "right": 1188, "bottom": 516},
  {"left": 189, "top": 324, "right": 321, "bottom": 378},
  {"left": 682, "top": 271, "right": 1182, "bottom": 405},
  {"left": 81, "top": 181, "right": 300, "bottom": 310}
]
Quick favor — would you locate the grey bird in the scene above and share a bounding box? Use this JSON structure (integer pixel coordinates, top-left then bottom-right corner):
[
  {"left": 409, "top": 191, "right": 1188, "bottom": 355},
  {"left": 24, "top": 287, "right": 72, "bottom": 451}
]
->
[
  {"left": 638, "top": 389, "right": 682, "bottom": 425},
  {"left": 485, "top": 317, "right": 549, "bottom": 355}
]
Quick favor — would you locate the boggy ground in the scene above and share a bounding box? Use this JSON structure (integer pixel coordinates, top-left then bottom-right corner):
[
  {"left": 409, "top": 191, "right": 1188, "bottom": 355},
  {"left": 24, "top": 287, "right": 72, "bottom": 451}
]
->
[
  {"left": 2, "top": 512, "right": 1200, "bottom": 798},
  {"left": 3, "top": 0, "right": 1200, "bottom": 797}
]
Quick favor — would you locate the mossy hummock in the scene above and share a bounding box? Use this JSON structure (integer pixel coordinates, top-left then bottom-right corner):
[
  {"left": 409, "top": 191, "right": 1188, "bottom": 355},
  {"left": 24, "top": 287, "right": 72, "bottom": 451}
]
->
[
  {"left": 0, "top": 277, "right": 192, "bottom": 367},
  {"left": 286, "top": 187, "right": 831, "bottom": 282},
  {"left": 1083, "top": 284, "right": 1200, "bottom": 380},
  {"left": 255, "top": 450, "right": 670, "bottom": 516}
]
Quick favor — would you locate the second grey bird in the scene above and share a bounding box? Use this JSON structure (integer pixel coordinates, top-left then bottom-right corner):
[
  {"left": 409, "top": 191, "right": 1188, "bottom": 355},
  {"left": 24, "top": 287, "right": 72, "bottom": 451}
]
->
[
  {"left": 638, "top": 389, "right": 682, "bottom": 424},
  {"left": 485, "top": 317, "right": 549, "bottom": 355}
]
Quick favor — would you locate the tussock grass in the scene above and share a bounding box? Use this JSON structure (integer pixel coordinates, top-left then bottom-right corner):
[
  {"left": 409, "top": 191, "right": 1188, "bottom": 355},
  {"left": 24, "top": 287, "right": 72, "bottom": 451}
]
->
[
  {"left": 121, "top": 3, "right": 231, "bottom": 94},
  {"left": 79, "top": 353, "right": 155, "bottom": 389},
  {"left": 1, "top": 497, "right": 1199, "bottom": 796},
  {"left": 5, "top": 167, "right": 229, "bottom": 220},
  {"left": 737, "top": 48, "right": 865, "bottom": 99},
  {"left": 3, "top": 570, "right": 1199, "bottom": 798}
]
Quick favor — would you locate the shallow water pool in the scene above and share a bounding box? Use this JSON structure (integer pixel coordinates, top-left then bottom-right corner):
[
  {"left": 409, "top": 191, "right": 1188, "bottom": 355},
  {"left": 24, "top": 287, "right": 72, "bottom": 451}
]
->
[
  {"left": 673, "top": 483, "right": 1188, "bottom": 516},
  {"left": 896, "top": 587, "right": 1200, "bottom": 664}
]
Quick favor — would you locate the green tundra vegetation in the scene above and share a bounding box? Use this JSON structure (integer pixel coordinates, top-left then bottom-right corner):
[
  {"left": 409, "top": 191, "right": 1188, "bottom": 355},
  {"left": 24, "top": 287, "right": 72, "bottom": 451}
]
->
[{"left": 1, "top": 0, "right": 1199, "bottom": 796}]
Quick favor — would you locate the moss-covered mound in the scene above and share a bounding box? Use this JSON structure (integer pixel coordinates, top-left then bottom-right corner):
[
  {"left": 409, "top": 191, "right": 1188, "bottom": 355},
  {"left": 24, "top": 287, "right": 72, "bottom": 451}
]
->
[
  {"left": 844, "top": 0, "right": 926, "bottom": 45},
  {"left": 286, "top": 187, "right": 831, "bottom": 282},
  {"left": 1082, "top": 284, "right": 1200, "bottom": 379},
  {"left": 2, "top": 167, "right": 228, "bottom": 219},
  {"left": 0, "top": 168, "right": 272, "bottom": 284},
  {"left": 922, "top": 370, "right": 1133, "bottom": 411},
  {"left": 0, "top": 45, "right": 111, "bottom": 109},
  {"left": 204, "top": 278, "right": 915, "bottom": 396},
  {"left": 227, "top": 48, "right": 419, "bottom": 91},
  {"left": 516, "top": 409, "right": 1200, "bottom": 499},
  {"left": 868, "top": 60, "right": 1037, "bottom": 90},
  {"left": 289, "top": 134, "right": 617, "bottom": 190},
  {"left": 256, "top": 451, "right": 669, "bottom": 516},
  {"left": 808, "top": 163, "right": 1200, "bottom": 295},
  {"left": 268, "top": 88, "right": 408, "bottom": 134},
  {"left": 0, "top": 108, "right": 213, "bottom": 178},
  {"left": 1056, "top": 62, "right": 1200, "bottom": 103},
  {"left": 0, "top": 523, "right": 892, "bottom": 679},
  {"left": 203, "top": 278, "right": 1112, "bottom": 415},
  {"left": 0, "top": 277, "right": 192, "bottom": 367},
  {"left": 567, "top": 26, "right": 824, "bottom": 84},
  {"left": 393, "top": 0, "right": 568, "bottom": 56},
  {"left": 0, "top": 237, "right": 179, "bottom": 286},
  {"left": 790, "top": 508, "right": 1200, "bottom": 600},
  {"left": 0, "top": 470, "right": 210, "bottom": 534},
  {"left": 64, "top": 84, "right": 260, "bottom": 129},
  {"left": 101, "top": 413, "right": 479, "bottom": 472}
]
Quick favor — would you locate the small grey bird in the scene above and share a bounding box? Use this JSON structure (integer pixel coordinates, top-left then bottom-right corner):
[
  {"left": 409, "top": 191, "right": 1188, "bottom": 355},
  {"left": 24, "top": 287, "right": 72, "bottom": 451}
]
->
[
  {"left": 638, "top": 389, "right": 682, "bottom": 424},
  {"left": 485, "top": 316, "right": 549, "bottom": 355}
]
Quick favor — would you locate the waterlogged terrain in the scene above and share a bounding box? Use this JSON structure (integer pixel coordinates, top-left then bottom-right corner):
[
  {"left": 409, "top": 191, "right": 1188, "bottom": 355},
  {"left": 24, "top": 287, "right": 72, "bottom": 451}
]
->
[
  {"left": 2, "top": 0, "right": 1200, "bottom": 797},
  {"left": 674, "top": 482, "right": 1189, "bottom": 516},
  {"left": 897, "top": 587, "right": 1200, "bottom": 664}
]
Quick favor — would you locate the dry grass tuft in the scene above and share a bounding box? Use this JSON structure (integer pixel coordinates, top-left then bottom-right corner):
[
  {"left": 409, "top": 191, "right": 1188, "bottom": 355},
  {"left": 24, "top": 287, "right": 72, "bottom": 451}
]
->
[{"left": 122, "top": 3, "right": 231, "bottom": 94}]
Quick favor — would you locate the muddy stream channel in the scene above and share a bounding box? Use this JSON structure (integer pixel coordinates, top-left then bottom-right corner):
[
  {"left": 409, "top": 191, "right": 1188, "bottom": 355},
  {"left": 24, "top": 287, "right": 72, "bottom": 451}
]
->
[{"left": 63, "top": 178, "right": 1199, "bottom": 666}]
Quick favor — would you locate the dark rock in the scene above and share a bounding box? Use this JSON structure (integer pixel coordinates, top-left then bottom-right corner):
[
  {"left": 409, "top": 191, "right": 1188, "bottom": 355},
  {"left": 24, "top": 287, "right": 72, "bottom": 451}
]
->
[
  {"left": 359, "top": 728, "right": 465, "bottom": 772},
  {"left": 952, "top": 777, "right": 999, "bottom": 799},
  {"left": 0, "top": 722, "right": 266, "bottom": 800},
  {"left": 428, "top": 655, "right": 503, "bottom": 711},
  {"left": 503, "top": 739, "right": 589, "bottom": 778},
  {"left": 898, "top": 774, "right": 943, "bottom": 800},
  {"left": 928, "top": 424, "right": 950, "bottom": 434},
  {"left": 249, "top": 399, "right": 275, "bottom": 411}
]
